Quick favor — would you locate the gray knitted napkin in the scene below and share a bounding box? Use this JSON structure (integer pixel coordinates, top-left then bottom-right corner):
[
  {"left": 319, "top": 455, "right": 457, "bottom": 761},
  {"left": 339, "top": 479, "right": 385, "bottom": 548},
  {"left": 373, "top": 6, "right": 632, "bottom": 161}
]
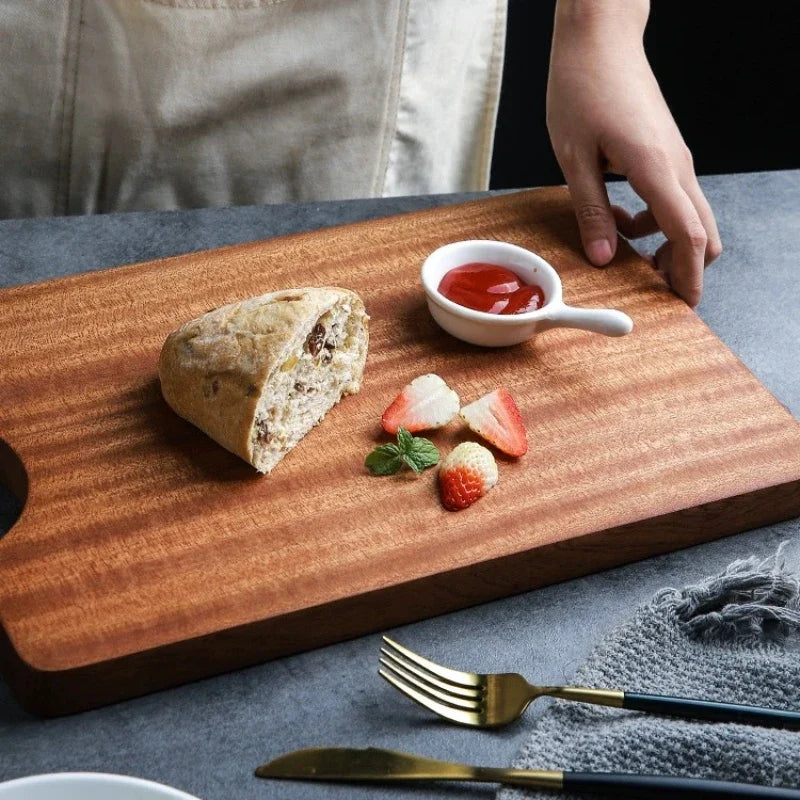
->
[{"left": 499, "top": 548, "right": 800, "bottom": 799}]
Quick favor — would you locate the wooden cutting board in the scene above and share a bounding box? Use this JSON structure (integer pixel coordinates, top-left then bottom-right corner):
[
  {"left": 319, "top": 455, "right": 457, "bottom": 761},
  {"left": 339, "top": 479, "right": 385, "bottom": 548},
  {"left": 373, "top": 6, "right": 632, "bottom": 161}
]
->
[{"left": 2, "top": 188, "right": 799, "bottom": 716}]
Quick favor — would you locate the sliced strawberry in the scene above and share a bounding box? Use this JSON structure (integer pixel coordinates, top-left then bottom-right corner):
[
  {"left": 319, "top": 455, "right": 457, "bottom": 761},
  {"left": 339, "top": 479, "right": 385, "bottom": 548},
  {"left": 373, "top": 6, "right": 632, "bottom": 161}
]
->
[
  {"left": 438, "top": 442, "right": 498, "bottom": 511},
  {"left": 381, "top": 373, "right": 460, "bottom": 435},
  {"left": 459, "top": 388, "right": 527, "bottom": 457}
]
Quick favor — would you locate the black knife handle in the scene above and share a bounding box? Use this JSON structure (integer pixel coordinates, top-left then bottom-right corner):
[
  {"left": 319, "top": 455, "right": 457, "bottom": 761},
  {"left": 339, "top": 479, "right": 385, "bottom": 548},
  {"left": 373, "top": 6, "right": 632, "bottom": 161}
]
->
[
  {"left": 564, "top": 771, "right": 800, "bottom": 799},
  {"left": 623, "top": 692, "right": 800, "bottom": 729}
]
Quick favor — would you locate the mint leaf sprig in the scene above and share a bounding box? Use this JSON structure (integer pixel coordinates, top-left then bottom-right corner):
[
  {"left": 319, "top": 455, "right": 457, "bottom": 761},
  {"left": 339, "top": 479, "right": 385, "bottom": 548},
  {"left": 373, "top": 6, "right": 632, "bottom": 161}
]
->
[{"left": 365, "top": 426, "right": 440, "bottom": 475}]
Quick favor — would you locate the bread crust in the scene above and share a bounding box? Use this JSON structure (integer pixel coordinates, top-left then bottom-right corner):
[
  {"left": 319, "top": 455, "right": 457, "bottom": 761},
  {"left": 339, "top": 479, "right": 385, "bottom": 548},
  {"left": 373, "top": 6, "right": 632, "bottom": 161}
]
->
[{"left": 158, "top": 287, "right": 368, "bottom": 469}]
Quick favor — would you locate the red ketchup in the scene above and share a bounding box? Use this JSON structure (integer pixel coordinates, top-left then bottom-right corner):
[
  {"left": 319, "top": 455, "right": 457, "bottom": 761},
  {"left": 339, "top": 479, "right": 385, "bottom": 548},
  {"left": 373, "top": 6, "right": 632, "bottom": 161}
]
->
[{"left": 437, "top": 263, "right": 545, "bottom": 315}]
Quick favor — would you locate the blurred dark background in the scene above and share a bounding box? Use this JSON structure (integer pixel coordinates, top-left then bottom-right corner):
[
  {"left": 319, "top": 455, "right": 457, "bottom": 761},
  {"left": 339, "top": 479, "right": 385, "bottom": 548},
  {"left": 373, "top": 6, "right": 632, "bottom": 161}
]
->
[{"left": 490, "top": 1, "right": 799, "bottom": 189}]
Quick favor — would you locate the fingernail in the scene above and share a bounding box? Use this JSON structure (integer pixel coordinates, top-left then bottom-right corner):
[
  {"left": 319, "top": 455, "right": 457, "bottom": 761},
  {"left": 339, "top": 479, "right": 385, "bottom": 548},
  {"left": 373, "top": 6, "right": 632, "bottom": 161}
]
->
[{"left": 587, "top": 239, "right": 613, "bottom": 267}]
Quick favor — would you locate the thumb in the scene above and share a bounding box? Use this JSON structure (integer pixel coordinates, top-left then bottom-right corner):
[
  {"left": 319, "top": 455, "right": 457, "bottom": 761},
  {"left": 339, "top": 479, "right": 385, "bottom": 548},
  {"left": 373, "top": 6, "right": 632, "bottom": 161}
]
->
[{"left": 561, "top": 152, "right": 617, "bottom": 266}]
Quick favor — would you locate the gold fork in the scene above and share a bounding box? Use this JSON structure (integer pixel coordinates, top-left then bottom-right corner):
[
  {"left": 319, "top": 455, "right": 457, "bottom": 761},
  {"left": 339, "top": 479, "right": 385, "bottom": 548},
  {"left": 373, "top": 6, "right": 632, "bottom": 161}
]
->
[{"left": 379, "top": 636, "right": 800, "bottom": 729}]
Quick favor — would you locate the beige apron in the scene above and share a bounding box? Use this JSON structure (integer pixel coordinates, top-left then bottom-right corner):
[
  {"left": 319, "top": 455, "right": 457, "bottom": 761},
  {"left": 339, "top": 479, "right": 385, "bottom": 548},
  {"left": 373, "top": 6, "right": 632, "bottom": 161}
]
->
[{"left": 0, "top": 0, "right": 506, "bottom": 218}]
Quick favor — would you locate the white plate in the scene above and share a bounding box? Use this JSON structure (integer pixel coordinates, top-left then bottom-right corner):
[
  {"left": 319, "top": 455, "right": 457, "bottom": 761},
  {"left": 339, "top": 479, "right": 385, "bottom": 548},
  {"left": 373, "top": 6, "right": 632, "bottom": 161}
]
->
[{"left": 0, "top": 773, "right": 201, "bottom": 800}]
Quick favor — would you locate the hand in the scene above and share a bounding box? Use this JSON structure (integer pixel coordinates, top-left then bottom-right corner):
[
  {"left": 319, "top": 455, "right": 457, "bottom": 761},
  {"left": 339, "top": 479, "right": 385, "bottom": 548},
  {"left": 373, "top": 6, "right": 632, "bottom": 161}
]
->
[{"left": 547, "top": 0, "right": 722, "bottom": 306}]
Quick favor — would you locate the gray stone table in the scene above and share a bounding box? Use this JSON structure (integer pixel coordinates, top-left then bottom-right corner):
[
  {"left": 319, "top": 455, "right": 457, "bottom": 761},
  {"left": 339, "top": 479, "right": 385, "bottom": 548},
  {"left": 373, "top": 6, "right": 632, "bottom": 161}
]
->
[{"left": 1, "top": 171, "right": 798, "bottom": 799}]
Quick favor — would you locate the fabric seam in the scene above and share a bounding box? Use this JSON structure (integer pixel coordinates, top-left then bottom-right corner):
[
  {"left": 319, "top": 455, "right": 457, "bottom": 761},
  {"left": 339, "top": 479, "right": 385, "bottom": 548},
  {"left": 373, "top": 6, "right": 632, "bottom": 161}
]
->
[
  {"left": 372, "top": 0, "right": 411, "bottom": 197},
  {"left": 473, "top": 0, "right": 507, "bottom": 190},
  {"left": 136, "top": 0, "right": 291, "bottom": 8},
  {"left": 55, "top": 0, "right": 83, "bottom": 216}
]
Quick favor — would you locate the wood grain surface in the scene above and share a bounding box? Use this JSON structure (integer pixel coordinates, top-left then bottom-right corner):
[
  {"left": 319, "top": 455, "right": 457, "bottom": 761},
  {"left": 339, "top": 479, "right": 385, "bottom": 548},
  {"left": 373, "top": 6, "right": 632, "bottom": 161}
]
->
[{"left": 1, "top": 188, "right": 799, "bottom": 716}]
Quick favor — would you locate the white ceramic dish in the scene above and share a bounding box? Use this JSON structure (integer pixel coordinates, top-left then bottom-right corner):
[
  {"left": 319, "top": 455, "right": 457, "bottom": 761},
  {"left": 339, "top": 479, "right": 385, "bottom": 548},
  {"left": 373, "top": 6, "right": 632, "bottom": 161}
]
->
[
  {"left": 0, "top": 773, "right": 201, "bottom": 800},
  {"left": 421, "top": 240, "right": 634, "bottom": 347}
]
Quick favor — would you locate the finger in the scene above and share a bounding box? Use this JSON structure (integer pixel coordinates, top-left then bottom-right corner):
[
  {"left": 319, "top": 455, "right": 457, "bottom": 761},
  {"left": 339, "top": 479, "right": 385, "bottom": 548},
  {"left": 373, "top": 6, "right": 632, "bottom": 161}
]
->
[
  {"left": 627, "top": 169, "right": 706, "bottom": 306},
  {"left": 681, "top": 177, "right": 723, "bottom": 266},
  {"left": 612, "top": 205, "right": 660, "bottom": 239},
  {"left": 612, "top": 206, "right": 634, "bottom": 234},
  {"left": 560, "top": 150, "right": 618, "bottom": 267},
  {"left": 613, "top": 206, "right": 660, "bottom": 269},
  {"left": 654, "top": 240, "right": 673, "bottom": 284}
]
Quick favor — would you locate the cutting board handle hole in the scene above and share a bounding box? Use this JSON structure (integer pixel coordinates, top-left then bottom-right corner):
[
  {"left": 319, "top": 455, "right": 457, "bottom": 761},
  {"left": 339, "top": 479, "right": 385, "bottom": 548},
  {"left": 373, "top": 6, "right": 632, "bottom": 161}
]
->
[{"left": 0, "top": 440, "right": 26, "bottom": 539}]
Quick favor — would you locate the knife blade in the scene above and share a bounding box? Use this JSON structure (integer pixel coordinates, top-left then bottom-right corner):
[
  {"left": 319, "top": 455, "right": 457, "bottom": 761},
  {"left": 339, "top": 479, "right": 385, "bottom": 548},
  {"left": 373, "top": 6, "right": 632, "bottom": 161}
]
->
[
  {"left": 255, "top": 747, "right": 800, "bottom": 798},
  {"left": 255, "top": 746, "right": 561, "bottom": 788}
]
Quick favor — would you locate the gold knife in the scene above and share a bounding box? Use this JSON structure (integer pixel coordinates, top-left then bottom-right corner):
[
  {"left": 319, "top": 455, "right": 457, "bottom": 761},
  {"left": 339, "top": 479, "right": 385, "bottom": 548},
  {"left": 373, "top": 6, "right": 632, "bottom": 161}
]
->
[
  {"left": 255, "top": 747, "right": 800, "bottom": 798},
  {"left": 256, "top": 747, "right": 561, "bottom": 789}
]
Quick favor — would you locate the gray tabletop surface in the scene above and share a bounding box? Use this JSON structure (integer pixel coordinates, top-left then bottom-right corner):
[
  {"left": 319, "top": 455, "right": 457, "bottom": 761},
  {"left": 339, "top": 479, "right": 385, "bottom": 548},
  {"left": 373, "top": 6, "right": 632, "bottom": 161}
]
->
[{"left": 1, "top": 170, "right": 798, "bottom": 799}]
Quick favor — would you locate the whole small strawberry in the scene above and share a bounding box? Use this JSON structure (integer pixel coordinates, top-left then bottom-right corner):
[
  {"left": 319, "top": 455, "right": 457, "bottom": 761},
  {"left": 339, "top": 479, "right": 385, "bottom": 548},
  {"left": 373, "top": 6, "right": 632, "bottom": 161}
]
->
[{"left": 438, "top": 441, "right": 498, "bottom": 511}]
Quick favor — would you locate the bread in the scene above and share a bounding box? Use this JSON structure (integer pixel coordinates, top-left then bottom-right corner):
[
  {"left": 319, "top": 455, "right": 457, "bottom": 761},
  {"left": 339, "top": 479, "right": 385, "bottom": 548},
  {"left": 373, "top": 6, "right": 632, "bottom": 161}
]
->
[{"left": 158, "top": 287, "right": 369, "bottom": 473}]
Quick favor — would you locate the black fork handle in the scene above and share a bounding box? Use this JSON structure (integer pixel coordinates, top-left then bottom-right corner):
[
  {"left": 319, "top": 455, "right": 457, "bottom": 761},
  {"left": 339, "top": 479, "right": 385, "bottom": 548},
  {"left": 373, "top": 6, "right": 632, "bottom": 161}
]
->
[
  {"left": 623, "top": 692, "right": 800, "bottom": 729},
  {"left": 564, "top": 771, "right": 800, "bottom": 799}
]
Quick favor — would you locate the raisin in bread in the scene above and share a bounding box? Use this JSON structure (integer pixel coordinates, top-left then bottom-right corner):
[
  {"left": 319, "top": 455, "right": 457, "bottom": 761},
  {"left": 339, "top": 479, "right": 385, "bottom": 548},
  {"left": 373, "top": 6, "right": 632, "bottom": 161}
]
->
[{"left": 158, "top": 287, "right": 368, "bottom": 473}]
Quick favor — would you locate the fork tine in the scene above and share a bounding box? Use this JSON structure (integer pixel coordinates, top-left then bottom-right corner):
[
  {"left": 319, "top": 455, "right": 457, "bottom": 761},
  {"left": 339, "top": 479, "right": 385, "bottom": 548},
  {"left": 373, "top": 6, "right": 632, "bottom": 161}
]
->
[
  {"left": 379, "top": 657, "right": 480, "bottom": 711},
  {"left": 379, "top": 648, "right": 480, "bottom": 700},
  {"left": 378, "top": 668, "right": 482, "bottom": 727},
  {"left": 381, "top": 636, "right": 481, "bottom": 688}
]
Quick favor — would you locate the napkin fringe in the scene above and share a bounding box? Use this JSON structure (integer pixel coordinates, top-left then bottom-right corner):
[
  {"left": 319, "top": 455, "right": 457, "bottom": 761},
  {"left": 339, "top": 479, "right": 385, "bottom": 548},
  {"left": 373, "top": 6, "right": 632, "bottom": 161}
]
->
[{"left": 653, "top": 543, "right": 800, "bottom": 644}]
